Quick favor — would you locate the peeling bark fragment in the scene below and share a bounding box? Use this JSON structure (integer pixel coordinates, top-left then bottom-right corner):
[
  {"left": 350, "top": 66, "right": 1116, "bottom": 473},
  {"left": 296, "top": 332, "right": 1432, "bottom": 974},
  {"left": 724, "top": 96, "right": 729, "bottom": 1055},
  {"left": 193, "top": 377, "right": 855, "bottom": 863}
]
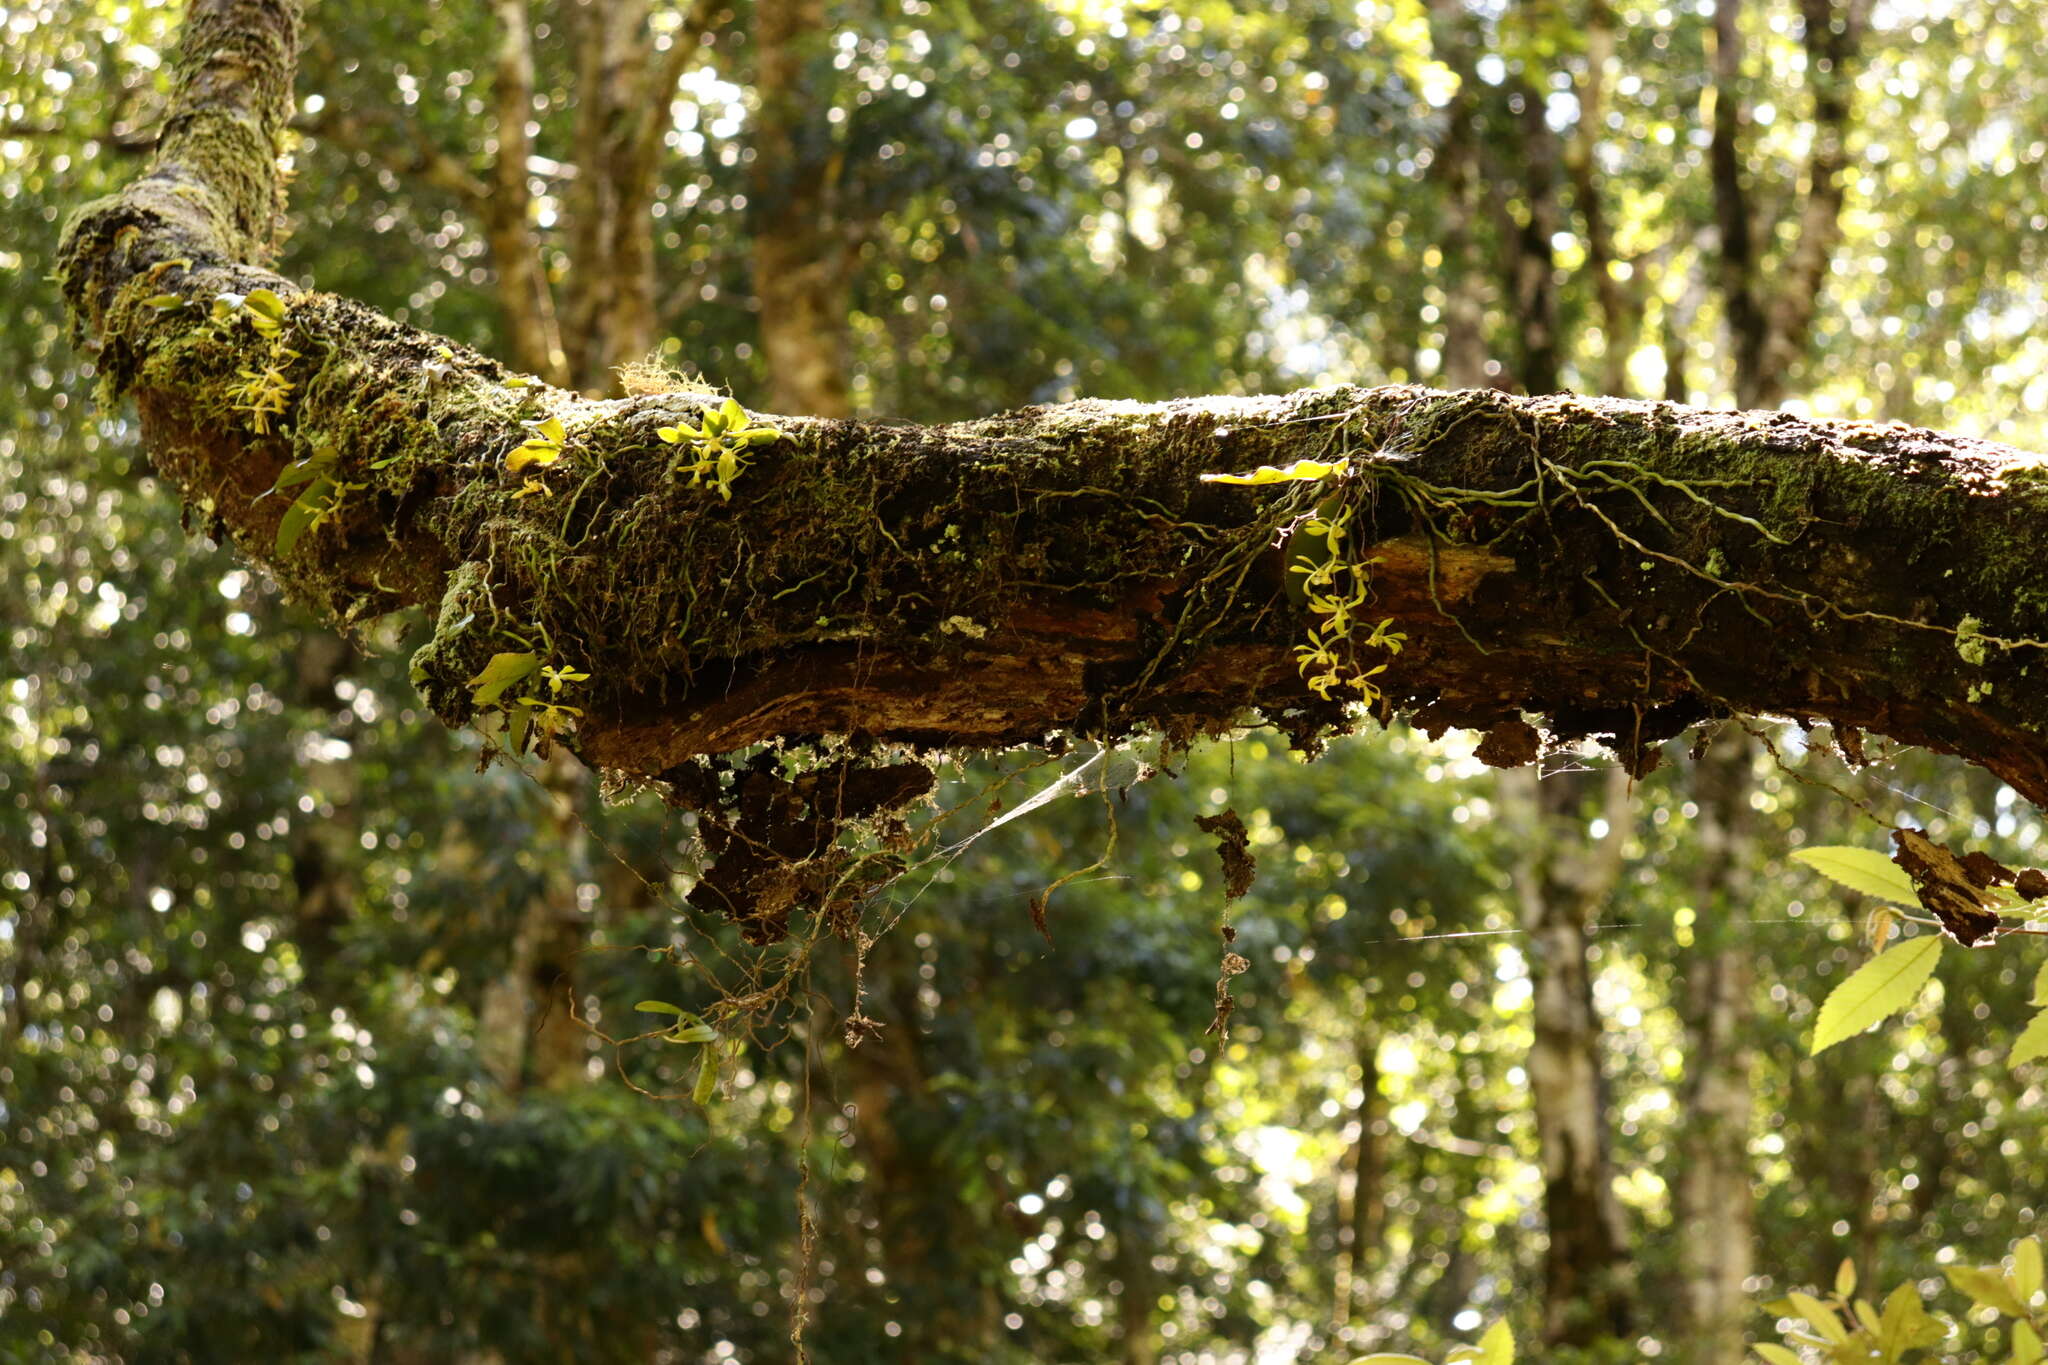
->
[{"left": 1890, "top": 827, "right": 2007, "bottom": 946}]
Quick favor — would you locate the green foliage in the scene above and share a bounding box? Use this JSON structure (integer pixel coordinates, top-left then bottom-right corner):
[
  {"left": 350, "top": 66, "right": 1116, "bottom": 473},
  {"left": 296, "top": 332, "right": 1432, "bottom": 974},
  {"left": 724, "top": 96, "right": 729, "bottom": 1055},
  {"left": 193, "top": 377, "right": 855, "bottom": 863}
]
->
[
  {"left": 656, "top": 397, "right": 780, "bottom": 501},
  {"left": 1354, "top": 1318, "right": 1514, "bottom": 1365},
  {"left": 1809, "top": 934, "right": 1944, "bottom": 1055},
  {"left": 1758, "top": 1239, "right": 2047, "bottom": 1365}
]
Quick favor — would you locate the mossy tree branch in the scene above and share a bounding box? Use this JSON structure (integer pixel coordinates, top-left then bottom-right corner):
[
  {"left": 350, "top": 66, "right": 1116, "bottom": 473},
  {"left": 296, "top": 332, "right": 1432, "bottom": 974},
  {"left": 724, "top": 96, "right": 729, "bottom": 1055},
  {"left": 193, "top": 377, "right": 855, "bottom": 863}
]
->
[{"left": 60, "top": 0, "right": 2048, "bottom": 811}]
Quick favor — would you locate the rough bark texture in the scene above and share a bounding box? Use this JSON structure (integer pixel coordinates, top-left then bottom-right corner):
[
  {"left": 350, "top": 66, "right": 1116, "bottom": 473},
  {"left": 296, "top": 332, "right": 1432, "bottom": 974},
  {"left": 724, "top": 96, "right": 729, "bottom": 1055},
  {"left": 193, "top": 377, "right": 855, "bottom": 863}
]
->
[
  {"left": 1504, "top": 764, "right": 1637, "bottom": 1346},
  {"left": 57, "top": 0, "right": 2048, "bottom": 823}
]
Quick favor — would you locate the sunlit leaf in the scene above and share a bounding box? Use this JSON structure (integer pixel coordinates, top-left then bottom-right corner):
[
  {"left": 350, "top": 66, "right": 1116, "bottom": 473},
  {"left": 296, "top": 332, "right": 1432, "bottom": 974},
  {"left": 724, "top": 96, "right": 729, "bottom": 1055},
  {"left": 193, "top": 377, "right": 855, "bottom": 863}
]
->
[
  {"left": 1752, "top": 1346, "right": 1804, "bottom": 1365},
  {"left": 2009, "top": 1009, "right": 2048, "bottom": 1066},
  {"left": 2015, "top": 1236, "right": 2043, "bottom": 1302},
  {"left": 1944, "top": 1264, "right": 2029, "bottom": 1317},
  {"left": 1788, "top": 1292, "right": 1848, "bottom": 1343},
  {"left": 1791, "top": 846, "right": 1920, "bottom": 905},
  {"left": 1811, "top": 934, "right": 1943, "bottom": 1054},
  {"left": 466, "top": 651, "right": 539, "bottom": 708},
  {"left": 1201, "top": 457, "right": 1350, "bottom": 486}
]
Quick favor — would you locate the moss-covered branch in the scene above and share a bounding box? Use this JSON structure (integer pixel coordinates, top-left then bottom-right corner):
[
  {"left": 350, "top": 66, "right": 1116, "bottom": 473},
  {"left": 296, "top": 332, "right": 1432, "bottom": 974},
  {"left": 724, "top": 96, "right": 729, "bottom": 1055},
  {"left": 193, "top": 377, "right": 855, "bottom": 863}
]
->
[{"left": 59, "top": 0, "right": 2048, "bottom": 810}]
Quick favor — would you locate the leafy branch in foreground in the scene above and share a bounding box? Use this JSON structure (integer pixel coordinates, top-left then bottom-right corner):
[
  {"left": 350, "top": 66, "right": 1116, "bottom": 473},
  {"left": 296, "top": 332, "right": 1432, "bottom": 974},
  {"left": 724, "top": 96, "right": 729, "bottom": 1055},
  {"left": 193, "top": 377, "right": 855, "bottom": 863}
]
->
[
  {"left": 1794, "top": 840, "right": 2048, "bottom": 1062},
  {"left": 1756, "top": 1238, "right": 2046, "bottom": 1365}
]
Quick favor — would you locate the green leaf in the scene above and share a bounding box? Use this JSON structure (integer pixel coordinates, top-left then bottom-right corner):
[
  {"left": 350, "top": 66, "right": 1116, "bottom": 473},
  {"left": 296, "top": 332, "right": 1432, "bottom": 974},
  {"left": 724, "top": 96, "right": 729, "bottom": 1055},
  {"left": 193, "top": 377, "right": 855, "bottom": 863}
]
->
[
  {"left": 1753, "top": 1347, "right": 1805, "bottom": 1365},
  {"left": 243, "top": 287, "right": 288, "bottom": 322},
  {"left": 274, "top": 478, "right": 332, "bottom": 555},
  {"left": 273, "top": 450, "right": 336, "bottom": 491},
  {"left": 506, "top": 440, "right": 561, "bottom": 472},
  {"left": 466, "top": 651, "right": 539, "bottom": 708},
  {"left": 533, "top": 415, "right": 565, "bottom": 444},
  {"left": 1473, "top": 1319, "right": 1512, "bottom": 1365},
  {"left": 1201, "top": 457, "right": 1350, "bottom": 486},
  {"left": 1836, "top": 1258, "right": 1859, "bottom": 1298},
  {"left": 144, "top": 293, "right": 186, "bottom": 310},
  {"left": 1791, "top": 846, "right": 1920, "bottom": 906},
  {"left": 693, "top": 1046, "right": 718, "bottom": 1104},
  {"left": 2016, "top": 1236, "right": 2044, "bottom": 1302},
  {"left": 2015, "top": 1319, "right": 2044, "bottom": 1365},
  {"left": 1945, "top": 1263, "right": 2030, "bottom": 1317},
  {"left": 635, "top": 1000, "right": 686, "bottom": 1017},
  {"left": 2032, "top": 959, "right": 2048, "bottom": 1006},
  {"left": 1789, "top": 1292, "right": 1849, "bottom": 1343},
  {"left": 1811, "top": 934, "right": 1944, "bottom": 1055},
  {"left": 1346, "top": 1357, "right": 1431, "bottom": 1365},
  {"left": 2010, "top": 1009, "right": 2048, "bottom": 1066}
]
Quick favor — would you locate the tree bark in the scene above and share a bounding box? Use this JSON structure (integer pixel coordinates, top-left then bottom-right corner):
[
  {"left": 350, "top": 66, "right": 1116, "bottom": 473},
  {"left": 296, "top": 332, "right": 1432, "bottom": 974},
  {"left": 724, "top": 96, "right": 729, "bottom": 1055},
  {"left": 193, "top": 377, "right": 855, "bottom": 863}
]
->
[
  {"left": 751, "top": 0, "right": 852, "bottom": 418},
  {"left": 58, "top": 0, "right": 2048, "bottom": 826},
  {"left": 1711, "top": 0, "right": 1863, "bottom": 409},
  {"left": 1504, "top": 763, "right": 1636, "bottom": 1347},
  {"left": 1671, "top": 730, "right": 1758, "bottom": 1365}
]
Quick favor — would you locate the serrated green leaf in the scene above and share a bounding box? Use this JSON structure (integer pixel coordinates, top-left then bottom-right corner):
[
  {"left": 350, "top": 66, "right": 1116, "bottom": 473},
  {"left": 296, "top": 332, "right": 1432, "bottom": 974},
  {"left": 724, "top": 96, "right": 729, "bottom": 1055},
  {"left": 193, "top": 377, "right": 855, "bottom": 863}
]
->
[
  {"left": 1945, "top": 1264, "right": 2030, "bottom": 1317},
  {"left": 1876, "top": 1280, "right": 1944, "bottom": 1351},
  {"left": 1811, "top": 934, "right": 1944, "bottom": 1054},
  {"left": 1201, "top": 457, "right": 1350, "bottom": 486},
  {"left": 1791, "top": 846, "right": 1921, "bottom": 905},
  {"left": 1789, "top": 1292, "right": 1848, "bottom": 1342},
  {"left": 467, "top": 651, "right": 539, "bottom": 708},
  {"left": 693, "top": 1046, "right": 718, "bottom": 1104},
  {"left": 2010, "top": 1009, "right": 2048, "bottom": 1066},
  {"left": 244, "top": 287, "right": 288, "bottom": 321},
  {"left": 1753, "top": 1346, "right": 1804, "bottom": 1365}
]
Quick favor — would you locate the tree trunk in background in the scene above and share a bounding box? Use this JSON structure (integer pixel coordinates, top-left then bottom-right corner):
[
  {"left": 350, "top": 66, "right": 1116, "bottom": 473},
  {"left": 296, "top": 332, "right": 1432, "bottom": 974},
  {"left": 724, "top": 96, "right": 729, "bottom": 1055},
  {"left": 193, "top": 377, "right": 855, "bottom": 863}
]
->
[
  {"left": 1672, "top": 731, "right": 1757, "bottom": 1365},
  {"left": 1332, "top": 1027, "right": 1387, "bottom": 1331},
  {"left": 476, "top": 753, "right": 593, "bottom": 1093},
  {"left": 1565, "top": 0, "right": 1634, "bottom": 399},
  {"left": 1504, "top": 763, "right": 1636, "bottom": 1348},
  {"left": 752, "top": 0, "right": 853, "bottom": 418},
  {"left": 486, "top": 0, "right": 568, "bottom": 386},
  {"left": 1504, "top": 68, "right": 1563, "bottom": 395},
  {"left": 1711, "top": 0, "right": 1862, "bottom": 408},
  {"left": 841, "top": 989, "right": 1002, "bottom": 1360},
  {"left": 1427, "top": 0, "right": 1491, "bottom": 390}
]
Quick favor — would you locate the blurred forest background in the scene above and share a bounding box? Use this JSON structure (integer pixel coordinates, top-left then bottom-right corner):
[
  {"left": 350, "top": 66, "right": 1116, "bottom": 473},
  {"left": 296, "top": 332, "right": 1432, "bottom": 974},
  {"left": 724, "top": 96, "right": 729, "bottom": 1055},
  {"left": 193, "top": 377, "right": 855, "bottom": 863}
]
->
[{"left": 5, "top": 0, "right": 2048, "bottom": 1361}]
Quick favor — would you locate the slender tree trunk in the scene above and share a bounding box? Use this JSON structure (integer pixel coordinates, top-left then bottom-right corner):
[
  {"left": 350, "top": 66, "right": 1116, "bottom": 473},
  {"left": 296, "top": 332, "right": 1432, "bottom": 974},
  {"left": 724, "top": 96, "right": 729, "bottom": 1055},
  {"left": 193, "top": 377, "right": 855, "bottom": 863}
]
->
[
  {"left": 1428, "top": 0, "right": 1492, "bottom": 389},
  {"left": 1566, "top": 0, "right": 1634, "bottom": 399},
  {"left": 1711, "top": 0, "right": 1862, "bottom": 407},
  {"left": 476, "top": 753, "right": 592, "bottom": 1093},
  {"left": 1504, "top": 763, "right": 1636, "bottom": 1348},
  {"left": 751, "top": 0, "right": 852, "bottom": 417},
  {"left": 1672, "top": 731, "right": 1757, "bottom": 1365},
  {"left": 1333, "top": 1026, "right": 1388, "bottom": 1330},
  {"left": 486, "top": 0, "right": 567, "bottom": 386}
]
